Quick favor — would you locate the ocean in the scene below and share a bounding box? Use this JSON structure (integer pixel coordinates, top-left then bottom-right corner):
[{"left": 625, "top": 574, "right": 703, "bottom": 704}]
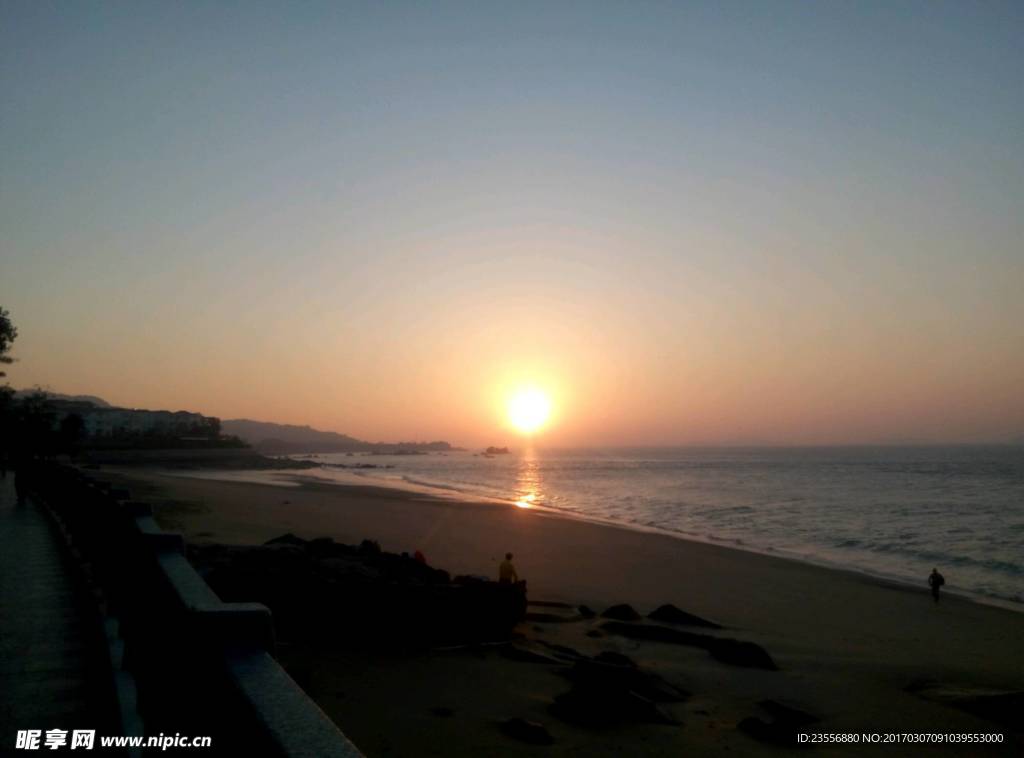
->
[{"left": 211, "top": 445, "right": 1024, "bottom": 607}]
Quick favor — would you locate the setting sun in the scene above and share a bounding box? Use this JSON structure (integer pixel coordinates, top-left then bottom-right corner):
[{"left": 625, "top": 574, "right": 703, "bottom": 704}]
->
[{"left": 507, "top": 388, "right": 552, "bottom": 435}]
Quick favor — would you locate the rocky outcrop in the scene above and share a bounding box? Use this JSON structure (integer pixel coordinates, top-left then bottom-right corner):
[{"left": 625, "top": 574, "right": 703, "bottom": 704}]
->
[{"left": 189, "top": 535, "right": 526, "bottom": 645}]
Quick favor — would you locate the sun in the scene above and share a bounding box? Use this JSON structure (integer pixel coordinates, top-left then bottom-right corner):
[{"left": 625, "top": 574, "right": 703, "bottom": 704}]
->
[{"left": 507, "top": 388, "right": 552, "bottom": 435}]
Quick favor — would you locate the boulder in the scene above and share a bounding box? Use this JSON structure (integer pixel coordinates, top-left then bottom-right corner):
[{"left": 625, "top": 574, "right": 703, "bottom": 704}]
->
[
  {"left": 560, "top": 657, "right": 689, "bottom": 703},
  {"left": 758, "top": 700, "right": 819, "bottom": 726},
  {"left": 264, "top": 533, "right": 308, "bottom": 547},
  {"left": 600, "top": 604, "right": 642, "bottom": 621},
  {"left": 739, "top": 700, "right": 818, "bottom": 746},
  {"left": 600, "top": 620, "right": 706, "bottom": 645},
  {"left": 647, "top": 604, "right": 722, "bottom": 629},
  {"left": 593, "top": 651, "right": 635, "bottom": 668},
  {"left": 708, "top": 639, "right": 778, "bottom": 670}
]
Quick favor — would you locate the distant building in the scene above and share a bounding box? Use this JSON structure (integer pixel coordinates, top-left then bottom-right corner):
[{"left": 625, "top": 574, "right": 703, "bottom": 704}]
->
[{"left": 49, "top": 399, "right": 220, "bottom": 440}]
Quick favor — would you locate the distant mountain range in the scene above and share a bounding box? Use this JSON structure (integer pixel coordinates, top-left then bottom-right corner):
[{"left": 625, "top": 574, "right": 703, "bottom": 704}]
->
[
  {"left": 222, "top": 419, "right": 370, "bottom": 453},
  {"left": 222, "top": 419, "right": 453, "bottom": 455}
]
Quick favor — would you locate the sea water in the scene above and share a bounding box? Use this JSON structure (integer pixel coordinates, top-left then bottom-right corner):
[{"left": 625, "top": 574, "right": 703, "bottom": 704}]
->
[{"left": 211, "top": 446, "right": 1024, "bottom": 606}]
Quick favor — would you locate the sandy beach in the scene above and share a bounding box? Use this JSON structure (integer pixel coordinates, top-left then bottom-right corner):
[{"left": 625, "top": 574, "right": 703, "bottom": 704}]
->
[{"left": 105, "top": 468, "right": 1023, "bottom": 756}]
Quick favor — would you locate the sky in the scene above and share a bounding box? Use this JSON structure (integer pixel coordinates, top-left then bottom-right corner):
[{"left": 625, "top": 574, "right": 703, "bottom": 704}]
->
[{"left": 2, "top": 1, "right": 1022, "bottom": 446}]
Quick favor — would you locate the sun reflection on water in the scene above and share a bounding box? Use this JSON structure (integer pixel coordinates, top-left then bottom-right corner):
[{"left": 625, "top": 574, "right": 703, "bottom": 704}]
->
[{"left": 514, "top": 448, "right": 543, "bottom": 509}]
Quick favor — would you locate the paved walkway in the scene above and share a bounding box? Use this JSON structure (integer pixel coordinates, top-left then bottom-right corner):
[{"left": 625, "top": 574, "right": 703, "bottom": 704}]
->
[{"left": 0, "top": 475, "right": 96, "bottom": 746}]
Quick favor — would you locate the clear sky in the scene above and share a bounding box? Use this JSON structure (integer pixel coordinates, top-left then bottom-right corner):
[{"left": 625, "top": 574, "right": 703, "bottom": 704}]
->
[{"left": 2, "top": 1, "right": 1022, "bottom": 446}]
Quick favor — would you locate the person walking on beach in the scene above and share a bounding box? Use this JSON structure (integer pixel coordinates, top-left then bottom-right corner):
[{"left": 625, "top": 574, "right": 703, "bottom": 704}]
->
[
  {"left": 499, "top": 553, "right": 519, "bottom": 584},
  {"left": 928, "top": 568, "right": 945, "bottom": 603}
]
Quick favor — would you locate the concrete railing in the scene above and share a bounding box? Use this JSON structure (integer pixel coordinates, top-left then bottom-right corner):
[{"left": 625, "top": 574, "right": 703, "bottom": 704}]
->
[{"left": 24, "top": 462, "right": 363, "bottom": 758}]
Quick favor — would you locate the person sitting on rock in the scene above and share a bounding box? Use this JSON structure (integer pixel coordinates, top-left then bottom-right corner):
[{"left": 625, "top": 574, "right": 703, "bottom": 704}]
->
[{"left": 499, "top": 552, "right": 519, "bottom": 584}]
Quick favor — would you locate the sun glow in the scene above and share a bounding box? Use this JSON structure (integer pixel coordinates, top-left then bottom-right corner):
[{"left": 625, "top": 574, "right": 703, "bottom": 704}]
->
[
  {"left": 507, "top": 388, "right": 552, "bottom": 435},
  {"left": 515, "top": 493, "right": 536, "bottom": 509}
]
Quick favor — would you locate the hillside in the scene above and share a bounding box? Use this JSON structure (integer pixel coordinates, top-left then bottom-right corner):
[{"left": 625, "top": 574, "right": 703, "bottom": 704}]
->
[
  {"left": 222, "top": 419, "right": 366, "bottom": 454},
  {"left": 222, "top": 419, "right": 452, "bottom": 455}
]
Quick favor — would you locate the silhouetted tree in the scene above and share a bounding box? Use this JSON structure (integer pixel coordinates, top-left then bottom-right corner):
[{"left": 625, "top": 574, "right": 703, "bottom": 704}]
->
[
  {"left": 0, "top": 306, "right": 16, "bottom": 379},
  {"left": 0, "top": 311, "right": 72, "bottom": 467},
  {"left": 0, "top": 307, "right": 16, "bottom": 471},
  {"left": 15, "top": 391, "right": 58, "bottom": 460},
  {"left": 59, "top": 413, "right": 86, "bottom": 456}
]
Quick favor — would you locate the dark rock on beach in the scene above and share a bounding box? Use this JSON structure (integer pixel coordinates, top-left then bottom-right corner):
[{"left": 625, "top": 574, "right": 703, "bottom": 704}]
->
[
  {"left": 265, "top": 532, "right": 307, "bottom": 547},
  {"left": 647, "top": 603, "right": 722, "bottom": 629},
  {"left": 905, "top": 681, "right": 1024, "bottom": 731},
  {"left": 739, "top": 700, "right": 819, "bottom": 746},
  {"left": 593, "top": 651, "right": 635, "bottom": 668},
  {"left": 546, "top": 647, "right": 688, "bottom": 728},
  {"left": 600, "top": 621, "right": 702, "bottom": 646},
  {"left": 600, "top": 603, "right": 642, "bottom": 621},
  {"left": 708, "top": 638, "right": 777, "bottom": 670},
  {"left": 600, "top": 621, "right": 778, "bottom": 670},
  {"left": 559, "top": 655, "right": 689, "bottom": 703}
]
